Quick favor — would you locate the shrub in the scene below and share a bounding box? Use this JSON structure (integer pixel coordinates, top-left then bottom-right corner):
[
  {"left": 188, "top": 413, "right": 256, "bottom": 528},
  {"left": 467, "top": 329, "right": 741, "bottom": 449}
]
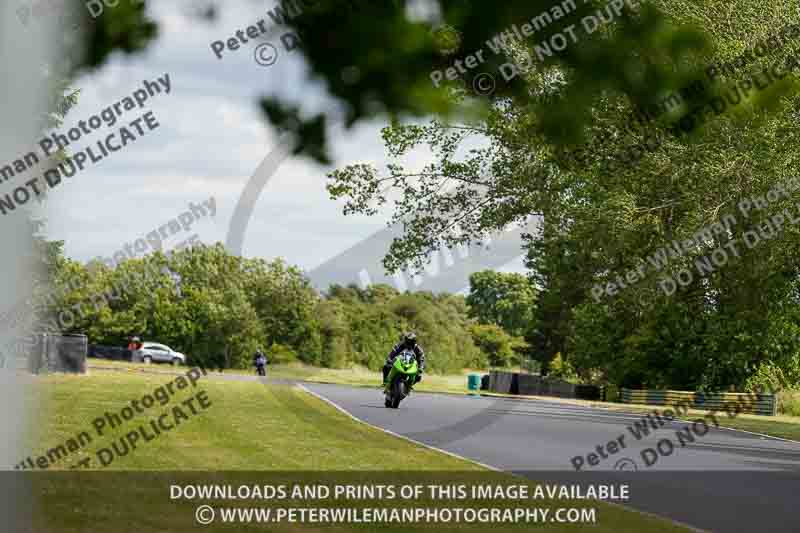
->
[
  {"left": 548, "top": 352, "right": 578, "bottom": 382},
  {"left": 269, "top": 343, "right": 298, "bottom": 364},
  {"left": 778, "top": 390, "right": 800, "bottom": 417},
  {"left": 469, "top": 323, "right": 515, "bottom": 368}
]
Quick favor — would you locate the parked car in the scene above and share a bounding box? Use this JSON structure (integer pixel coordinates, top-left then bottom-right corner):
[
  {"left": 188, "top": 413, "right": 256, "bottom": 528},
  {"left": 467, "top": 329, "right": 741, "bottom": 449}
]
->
[{"left": 134, "top": 342, "right": 186, "bottom": 366}]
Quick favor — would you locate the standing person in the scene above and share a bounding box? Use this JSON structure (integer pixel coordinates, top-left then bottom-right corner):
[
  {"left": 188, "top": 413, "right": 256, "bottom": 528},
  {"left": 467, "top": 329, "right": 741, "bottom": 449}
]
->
[
  {"left": 127, "top": 336, "right": 143, "bottom": 361},
  {"left": 382, "top": 332, "right": 425, "bottom": 387},
  {"left": 127, "top": 336, "right": 142, "bottom": 351}
]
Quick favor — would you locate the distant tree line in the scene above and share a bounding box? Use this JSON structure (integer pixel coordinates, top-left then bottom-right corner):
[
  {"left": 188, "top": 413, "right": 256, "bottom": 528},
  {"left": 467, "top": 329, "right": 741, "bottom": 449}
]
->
[{"left": 39, "top": 242, "right": 530, "bottom": 373}]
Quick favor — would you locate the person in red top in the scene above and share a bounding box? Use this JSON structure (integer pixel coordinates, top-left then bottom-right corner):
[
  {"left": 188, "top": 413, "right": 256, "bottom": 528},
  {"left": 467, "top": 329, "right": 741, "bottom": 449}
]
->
[{"left": 127, "top": 336, "right": 143, "bottom": 351}]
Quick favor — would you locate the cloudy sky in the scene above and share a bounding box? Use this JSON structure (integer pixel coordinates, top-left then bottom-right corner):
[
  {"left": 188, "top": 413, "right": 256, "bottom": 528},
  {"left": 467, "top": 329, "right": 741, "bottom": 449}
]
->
[{"left": 35, "top": 1, "right": 525, "bottom": 288}]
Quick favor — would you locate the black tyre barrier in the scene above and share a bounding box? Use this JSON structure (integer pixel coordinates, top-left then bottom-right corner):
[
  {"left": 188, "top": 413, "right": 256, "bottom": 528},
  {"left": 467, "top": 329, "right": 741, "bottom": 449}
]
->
[
  {"left": 489, "top": 371, "right": 601, "bottom": 400},
  {"left": 574, "top": 384, "right": 603, "bottom": 400},
  {"left": 30, "top": 334, "right": 88, "bottom": 374},
  {"left": 88, "top": 345, "right": 133, "bottom": 361}
]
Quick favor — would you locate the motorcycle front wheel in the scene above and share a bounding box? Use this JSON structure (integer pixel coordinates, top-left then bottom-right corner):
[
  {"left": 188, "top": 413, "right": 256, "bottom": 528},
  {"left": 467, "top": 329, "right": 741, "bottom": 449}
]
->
[{"left": 390, "top": 380, "right": 405, "bottom": 408}]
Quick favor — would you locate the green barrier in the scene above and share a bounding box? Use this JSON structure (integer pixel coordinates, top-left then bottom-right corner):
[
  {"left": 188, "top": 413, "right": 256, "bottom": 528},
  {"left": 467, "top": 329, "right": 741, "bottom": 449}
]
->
[
  {"left": 467, "top": 374, "right": 481, "bottom": 395},
  {"left": 620, "top": 388, "right": 776, "bottom": 416}
]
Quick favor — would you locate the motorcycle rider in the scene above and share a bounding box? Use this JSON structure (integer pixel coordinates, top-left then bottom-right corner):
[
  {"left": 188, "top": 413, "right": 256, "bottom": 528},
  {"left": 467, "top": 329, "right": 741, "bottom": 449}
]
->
[
  {"left": 253, "top": 348, "right": 267, "bottom": 376},
  {"left": 383, "top": 332, "right": 425, "bottom": 388}
]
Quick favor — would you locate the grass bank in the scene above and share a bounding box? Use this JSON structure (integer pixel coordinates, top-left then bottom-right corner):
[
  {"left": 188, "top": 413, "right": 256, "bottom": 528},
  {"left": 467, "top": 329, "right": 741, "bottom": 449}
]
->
[{"left": 32, "top": 368, "right": 478, "bottom": 470}]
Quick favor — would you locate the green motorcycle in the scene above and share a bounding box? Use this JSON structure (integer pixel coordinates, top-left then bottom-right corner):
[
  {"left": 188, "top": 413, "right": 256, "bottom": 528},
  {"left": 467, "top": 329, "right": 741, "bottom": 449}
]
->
[{"left": 384, "top": 349, "right": 418, "bottom": 408}]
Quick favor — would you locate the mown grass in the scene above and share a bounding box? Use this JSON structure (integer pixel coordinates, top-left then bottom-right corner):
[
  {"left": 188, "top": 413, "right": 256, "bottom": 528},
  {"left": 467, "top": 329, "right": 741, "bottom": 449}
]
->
[
  {"left": 31, "top": 369, "right": 481, "bottom": 471},
  {"left": 87, "top": 359, "right": 481, "bottom": 394},
  {"left": 28, "top": 369, "right": 692, "bottom": 533}
]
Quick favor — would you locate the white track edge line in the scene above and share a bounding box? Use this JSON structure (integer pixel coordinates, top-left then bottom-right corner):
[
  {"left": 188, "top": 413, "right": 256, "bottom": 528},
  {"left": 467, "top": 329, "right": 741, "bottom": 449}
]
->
[
  {"left": 297, "top": 383, "right": 502, "bottom": 472},
  {"left": 708, "top": 423, "right": 799, "bottom": 443}
]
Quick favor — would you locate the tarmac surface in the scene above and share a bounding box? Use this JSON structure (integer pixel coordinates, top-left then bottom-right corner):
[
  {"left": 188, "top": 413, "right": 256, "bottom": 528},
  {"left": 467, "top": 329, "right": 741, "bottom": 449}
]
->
[{"left": 304, "top": 382, "right": 800, "bottom": 533}]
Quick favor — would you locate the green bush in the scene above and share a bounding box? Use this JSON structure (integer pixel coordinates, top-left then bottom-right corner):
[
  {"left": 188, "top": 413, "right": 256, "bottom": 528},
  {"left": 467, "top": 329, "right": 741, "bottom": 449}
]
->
[
  {"left": 318, "top": 286, "right": 485, "bottom": 374},
  {"left": 268, "top": 343, "right": 298, "bottom": 364},
  {"left": 778, "top": 390, "right": 800, "bottom": 417},
  {"left": 469, "top": 324, "right": 514, "bottom": 368},
  {"left": 603, "top": 384, "right": 621, "bottom": 403},
  {"left": 744, "top": 360, "right": 798, "bottom": 394},
  {"left": 548, "top": 352, "right": 578, "bottom": 383}
]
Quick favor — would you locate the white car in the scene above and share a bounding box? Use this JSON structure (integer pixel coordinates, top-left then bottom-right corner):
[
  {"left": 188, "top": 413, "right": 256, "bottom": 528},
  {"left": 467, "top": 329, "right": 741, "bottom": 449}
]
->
[{"left": 135, "top": 342, "right": 186, "bottom": 366}]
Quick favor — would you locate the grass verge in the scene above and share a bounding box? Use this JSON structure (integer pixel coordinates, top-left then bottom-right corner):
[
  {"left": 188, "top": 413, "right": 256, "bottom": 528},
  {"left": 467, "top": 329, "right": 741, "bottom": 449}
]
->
[
  {"left": 32, "top": 368, "right": 479, "bottom": 471},
  {"left": 87, "top": 359, "right": 479, "bottom": 394}
]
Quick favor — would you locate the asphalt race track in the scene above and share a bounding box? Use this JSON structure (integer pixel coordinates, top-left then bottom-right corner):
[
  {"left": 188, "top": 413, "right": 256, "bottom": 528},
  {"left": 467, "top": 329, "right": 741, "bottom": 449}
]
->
[{"left": 303, "top": 383, "right": 800, "bottom": 533}]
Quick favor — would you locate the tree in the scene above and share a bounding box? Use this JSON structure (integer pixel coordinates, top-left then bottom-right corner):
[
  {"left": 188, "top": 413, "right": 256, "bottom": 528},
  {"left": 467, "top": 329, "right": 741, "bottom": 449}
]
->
[
  {"left": 20, "top": 77, "right": 81, "bottom": 331},
  {"left": 327, "top": 1, "right": 800, "bottom": 390},
  {"left": 469, "top": 323, "right": 514, "bottom": 368},
  {"left": 243, "top": 257, "right": 322, "bottom": 362},
  {"left": 44, "top": 237, "right": 521, "bottom": 373},
  {"left": 315, "top": 299, "right": 349, "bottom": 368},
  {"left": 78, "top": 1, "right": 712, "bottom": 162},
  {"left": 466, "top": 270, "right": 536, "bottom": 336},
  {"left": 525, "top": 224, "right": 597, "bottom": 374}
]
